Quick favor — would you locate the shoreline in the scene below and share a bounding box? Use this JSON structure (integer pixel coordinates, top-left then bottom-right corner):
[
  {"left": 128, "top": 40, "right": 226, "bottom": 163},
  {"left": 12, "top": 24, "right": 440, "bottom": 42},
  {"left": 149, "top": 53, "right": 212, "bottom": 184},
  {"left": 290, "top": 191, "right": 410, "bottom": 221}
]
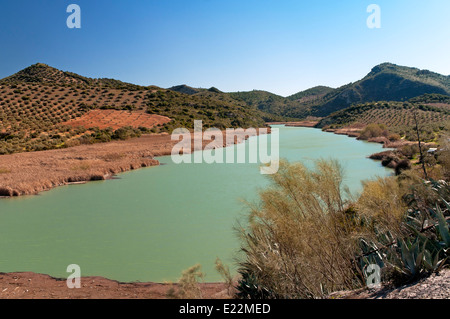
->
[
  {"left": 0, "top": 272, "right": 230, "bottom": 299},
  {"left": 0, "top": 123, "right": 402, "bottom": 298},
  {"left": 0, "top": 128, "right": 269, "bottom": 198},
  {"left": 2, "top": 122, "right": 404, "bottom": 199}
]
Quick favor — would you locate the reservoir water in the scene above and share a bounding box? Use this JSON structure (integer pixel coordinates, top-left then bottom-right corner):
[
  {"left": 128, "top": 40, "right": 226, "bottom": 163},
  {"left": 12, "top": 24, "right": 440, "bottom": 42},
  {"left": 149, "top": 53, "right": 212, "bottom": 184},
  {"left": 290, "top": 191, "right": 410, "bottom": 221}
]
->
[{"left": 0, "top": 126, "right": 392, "bottom": 282}]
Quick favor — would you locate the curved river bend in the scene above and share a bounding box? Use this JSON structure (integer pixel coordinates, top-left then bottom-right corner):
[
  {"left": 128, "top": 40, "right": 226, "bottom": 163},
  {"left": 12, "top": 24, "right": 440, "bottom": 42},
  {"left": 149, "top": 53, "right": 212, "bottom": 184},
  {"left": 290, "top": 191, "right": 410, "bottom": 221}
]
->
[{"left": 0, "top": 126, "right": 392, "bottom": 282}]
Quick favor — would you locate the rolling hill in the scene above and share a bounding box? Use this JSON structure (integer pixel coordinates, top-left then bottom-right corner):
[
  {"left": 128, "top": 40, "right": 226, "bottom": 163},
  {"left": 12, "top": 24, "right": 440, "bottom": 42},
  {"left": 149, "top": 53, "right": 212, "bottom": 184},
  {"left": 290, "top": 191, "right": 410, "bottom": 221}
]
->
[
  {"left": 1, "top": 62, "right": 449, "bottom": 154},
  {"left": 308, "top": 63, "right": 450, "bottom": 117},
  {"left": 317, "top": 93, "right": 450, "bottom": 142},
  {"left": 223, "top": 63, "right": 450, "bottom": 119},
  {"left": 0, "top": 64, "right": 266, "bottom": 154}
]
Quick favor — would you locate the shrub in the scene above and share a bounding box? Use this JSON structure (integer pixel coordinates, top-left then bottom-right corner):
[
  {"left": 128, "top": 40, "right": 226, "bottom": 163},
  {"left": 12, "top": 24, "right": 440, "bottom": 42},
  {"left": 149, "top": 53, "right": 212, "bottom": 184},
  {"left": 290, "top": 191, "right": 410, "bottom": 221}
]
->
[
  {"left": 357, "top": 175, "right": 450, "bottom": 287},
  {"left": 236, "top": 159, "right": 362, "bottom": 299},
  {"left": 167, "top": 264, "right": 205, "bottom": 299},
  {"left": 359, "top": 123, "right": 389, "bottom": 140},
  {"left": 388, "top": 133, "right": 401, "bottom": 141},
  {"left": 356, "top": 176, "right": 408, "bottom": 239}
]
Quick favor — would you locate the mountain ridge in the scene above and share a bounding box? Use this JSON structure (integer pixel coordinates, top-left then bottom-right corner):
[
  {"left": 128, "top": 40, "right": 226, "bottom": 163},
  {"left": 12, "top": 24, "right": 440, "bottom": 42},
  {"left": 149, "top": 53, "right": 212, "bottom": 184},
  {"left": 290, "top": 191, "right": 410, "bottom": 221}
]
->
[{"left": 2, "top": 62, "right": 450, "bottom": 121}]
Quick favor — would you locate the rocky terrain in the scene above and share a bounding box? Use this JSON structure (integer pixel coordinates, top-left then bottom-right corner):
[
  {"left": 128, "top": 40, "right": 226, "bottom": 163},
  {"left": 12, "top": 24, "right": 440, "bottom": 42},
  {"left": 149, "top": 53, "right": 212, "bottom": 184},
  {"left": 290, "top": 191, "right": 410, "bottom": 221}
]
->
[{"left": 330, "top": 269, "right": 450, "bottom": 299}]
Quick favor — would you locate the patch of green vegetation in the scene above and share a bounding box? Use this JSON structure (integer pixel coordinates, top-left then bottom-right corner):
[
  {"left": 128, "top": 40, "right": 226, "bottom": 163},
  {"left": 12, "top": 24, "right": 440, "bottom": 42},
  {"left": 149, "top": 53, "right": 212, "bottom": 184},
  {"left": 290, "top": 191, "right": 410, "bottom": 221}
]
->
[
  {"left": 146, "top": 89, "right": 266, "bottom": 132},
  {"left": 0, "top": 65, "right": 271, "bottom": 154}
]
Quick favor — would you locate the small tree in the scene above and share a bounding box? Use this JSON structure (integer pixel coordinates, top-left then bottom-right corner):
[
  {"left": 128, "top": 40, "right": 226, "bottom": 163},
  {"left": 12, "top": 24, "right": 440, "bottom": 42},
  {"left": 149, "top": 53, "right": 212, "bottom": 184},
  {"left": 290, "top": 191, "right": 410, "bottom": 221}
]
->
[{"left": 412, "top": 107, "right": 428, "bottom": 180}]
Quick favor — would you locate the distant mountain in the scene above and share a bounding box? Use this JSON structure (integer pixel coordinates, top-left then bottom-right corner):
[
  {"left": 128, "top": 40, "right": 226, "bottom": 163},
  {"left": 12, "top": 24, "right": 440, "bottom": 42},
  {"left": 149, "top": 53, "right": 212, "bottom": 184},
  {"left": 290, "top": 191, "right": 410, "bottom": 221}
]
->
[
  {"left": 287, "top": 86, "right": 335, "bottom": 102},
  {"left": 168, "top": 84, "right": 200, "bottom": 95},
  {"left": 224, "top": 63, "right": 450, "bottom": 119},
  {"left": 228, "top": 90, "right": 309, "bottom": 119},
  {"left": 308, "top": 63, "right": 450, "bottom": 117},
  {"left": 167, "top": 87, "right": 289, "bottom": 122}
]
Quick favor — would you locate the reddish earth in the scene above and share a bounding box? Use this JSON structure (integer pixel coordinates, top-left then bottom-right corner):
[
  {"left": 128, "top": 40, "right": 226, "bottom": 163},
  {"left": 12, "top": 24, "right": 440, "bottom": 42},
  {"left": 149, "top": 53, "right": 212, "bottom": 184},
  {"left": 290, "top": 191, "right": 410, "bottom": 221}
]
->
[
  {"left": 266, "top": 121, "right": 319, "bottom": 128},
  {"left": 0, "top": 272, "right": 229, "bottom": 299},
  {"left": 62, "top": 109, "right": 172, "bottom": 130}
]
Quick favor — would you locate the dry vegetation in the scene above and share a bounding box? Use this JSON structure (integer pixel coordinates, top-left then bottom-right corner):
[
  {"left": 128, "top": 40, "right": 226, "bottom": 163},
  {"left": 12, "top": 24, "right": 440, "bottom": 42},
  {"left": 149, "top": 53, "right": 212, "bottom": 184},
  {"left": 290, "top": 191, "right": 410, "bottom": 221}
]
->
[
  {"left": 234, "top": 156, "right": 450, "bottom": 299},
  {"left": 236, "top": 160, "right": 360, "bottom": 298},
  {"left": 0, "top": 135, "right": 169, "bottom": 196},
  {"left": 0, "top": 128, "right": 265, "bottom": 197}
]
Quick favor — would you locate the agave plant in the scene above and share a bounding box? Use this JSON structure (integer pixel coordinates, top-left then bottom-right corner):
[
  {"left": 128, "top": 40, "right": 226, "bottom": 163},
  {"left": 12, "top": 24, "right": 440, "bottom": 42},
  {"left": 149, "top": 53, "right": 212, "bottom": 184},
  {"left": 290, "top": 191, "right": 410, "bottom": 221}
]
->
[
  {"left": 388, "top": 237, "right": 426, "bottom": 279},
  {"left": 433, "top": 203, "right": 450, "bottom": 250},
  {"left": 423, "top": 248, "right": 447, "bottom": 273}
]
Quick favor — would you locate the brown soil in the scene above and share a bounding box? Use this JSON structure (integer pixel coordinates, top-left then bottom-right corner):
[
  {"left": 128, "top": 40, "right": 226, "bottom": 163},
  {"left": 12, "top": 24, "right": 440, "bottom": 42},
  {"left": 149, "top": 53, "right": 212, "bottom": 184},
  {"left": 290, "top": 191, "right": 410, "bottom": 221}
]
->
[
  {"left": 62, "top": 109, "right": 172, "bottom": 130},
  {"left": 266, "top": 121, "right": 319, "bottom": 128},
  {"left": 0, "top": 272, "right": 229, "bottom": 299},
  {"left": 0, "top": 129, "right": 267, "bottom": 197}
]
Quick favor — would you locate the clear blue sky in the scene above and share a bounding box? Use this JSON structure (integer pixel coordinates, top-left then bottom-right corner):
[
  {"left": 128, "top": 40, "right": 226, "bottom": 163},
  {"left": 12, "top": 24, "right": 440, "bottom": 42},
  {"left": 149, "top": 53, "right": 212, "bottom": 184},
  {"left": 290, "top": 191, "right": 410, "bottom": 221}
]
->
[{"left": 0, "top": 0, "right": 449, "bottom": 96}]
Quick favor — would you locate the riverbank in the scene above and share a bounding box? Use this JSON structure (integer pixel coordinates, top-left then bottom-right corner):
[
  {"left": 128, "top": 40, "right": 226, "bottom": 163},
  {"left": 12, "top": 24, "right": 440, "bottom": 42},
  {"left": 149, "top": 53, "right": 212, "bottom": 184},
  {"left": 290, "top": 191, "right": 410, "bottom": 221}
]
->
[
  {"left": 3, "top": 268, "right": 448, "bottom": 299},
  {"left": 266, "top": 120, "right": 319, "bottom": 128},
  {"left": 0, "top": 128, "right": 268, "bottom": 197},
  {"left": 0, "top": 272, "right": 230, "bottom": 299}
]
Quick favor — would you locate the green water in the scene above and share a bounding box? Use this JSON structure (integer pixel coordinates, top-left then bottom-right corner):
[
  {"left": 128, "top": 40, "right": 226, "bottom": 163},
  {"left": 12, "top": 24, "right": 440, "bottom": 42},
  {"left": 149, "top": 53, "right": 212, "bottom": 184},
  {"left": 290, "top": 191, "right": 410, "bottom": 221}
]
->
[{"left": 0, "top": 126, "right": 392, "bottom": 282}]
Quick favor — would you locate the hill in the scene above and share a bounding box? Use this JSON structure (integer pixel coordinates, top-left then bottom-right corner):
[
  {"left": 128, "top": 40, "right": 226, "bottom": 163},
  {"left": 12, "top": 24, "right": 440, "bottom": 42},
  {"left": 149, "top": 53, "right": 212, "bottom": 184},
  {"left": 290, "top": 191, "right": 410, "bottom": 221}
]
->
[
  {"left": 309, "top": 63, "right": 450, "bottom": 117},
  {"left": 0, "top": 64, "right": 266, "bottom": 154},
  {"left": 168, "top": 84, "right": 201, "bottom": 95},
  {"left": 224, "top": 63, "right": 450, "bottom": 119},
  {"left": 168, "top": 87, "right": 289, "bottom": 122},
  {"left": 0, "top": 63, "right": 147, "bottom": 91},
  {"left": 317, "top": 94, "right": 450, "bottom": 142},
  {"left": 287, "top": 86, "right": 335, "bottom": 102},
  {"left": 228, "top": 90, "right": 308, "bottom": 119}
]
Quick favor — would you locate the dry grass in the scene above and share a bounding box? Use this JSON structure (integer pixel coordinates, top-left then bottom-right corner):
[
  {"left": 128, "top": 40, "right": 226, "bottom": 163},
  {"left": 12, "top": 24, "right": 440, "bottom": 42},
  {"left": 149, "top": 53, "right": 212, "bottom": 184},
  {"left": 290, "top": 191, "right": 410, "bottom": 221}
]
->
[
  {"left": 167, "top": 264, "right": 206, "bottom": 299},
  {"left": 356, "top": 176, "right": 409, "bottom": 239},
  {"left": 0, "top": 168, "right": 11, "bottom": 174},
  {"left": 0, "top": 134, "right": 172, "bottom": 196},
  {"left": 0, "top": 129, "right": 266, "bottom": 197},
  {"left": 237, "top": 159, "right": 362, "bottom": 299}
]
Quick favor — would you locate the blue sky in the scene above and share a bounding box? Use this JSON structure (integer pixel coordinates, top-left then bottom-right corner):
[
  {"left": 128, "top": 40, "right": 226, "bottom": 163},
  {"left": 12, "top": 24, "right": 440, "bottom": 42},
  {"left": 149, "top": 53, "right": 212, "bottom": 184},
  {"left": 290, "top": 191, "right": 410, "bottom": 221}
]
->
[{"left": 0, "top": 0, "right": 449, "bottom": 96}]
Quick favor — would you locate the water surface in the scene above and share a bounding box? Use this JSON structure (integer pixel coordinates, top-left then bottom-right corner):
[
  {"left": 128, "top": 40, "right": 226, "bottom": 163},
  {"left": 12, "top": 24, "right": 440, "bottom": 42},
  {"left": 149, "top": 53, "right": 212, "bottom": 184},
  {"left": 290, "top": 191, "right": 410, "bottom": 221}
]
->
[{"left": 0, "top": 126, "right": 392, "bottom": 282}]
